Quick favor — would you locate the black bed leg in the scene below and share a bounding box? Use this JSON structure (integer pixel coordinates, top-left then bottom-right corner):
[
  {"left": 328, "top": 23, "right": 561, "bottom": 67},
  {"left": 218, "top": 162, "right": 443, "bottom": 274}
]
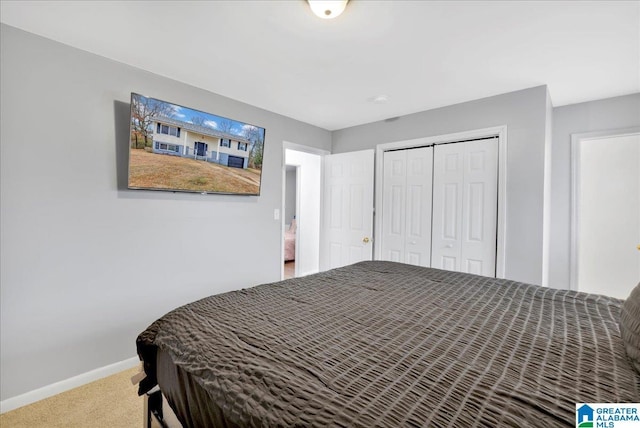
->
[
  {"left": 145, "top": 390, "right": 167, "bottom": 428},
  {"left": 144, "top": 393, "right": 151, "bottom": 428}
]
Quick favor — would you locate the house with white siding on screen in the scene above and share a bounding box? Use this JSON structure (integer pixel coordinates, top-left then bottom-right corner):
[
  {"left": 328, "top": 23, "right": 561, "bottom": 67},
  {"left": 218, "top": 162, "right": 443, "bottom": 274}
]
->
[{"left": 151, "top": 116, "right": 251, "bottom": 169}]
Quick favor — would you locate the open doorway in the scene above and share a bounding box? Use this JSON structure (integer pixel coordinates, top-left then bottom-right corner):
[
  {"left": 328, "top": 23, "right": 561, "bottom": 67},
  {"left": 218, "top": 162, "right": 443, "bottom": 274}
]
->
[
  {"left": 281, "top": 143, "right": 327, "bottom": 280},
  {"left": 284, "top": 165, "right": 297, "bottom": 279},
  {"left": 571, "top": 129, "right": 640, "bottom": 299}
]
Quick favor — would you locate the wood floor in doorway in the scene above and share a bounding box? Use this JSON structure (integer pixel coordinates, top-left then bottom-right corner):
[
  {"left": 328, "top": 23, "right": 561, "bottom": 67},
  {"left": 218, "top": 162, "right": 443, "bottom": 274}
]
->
[{"left": 284, "top": 261, "right": 295, "bottom": 279}]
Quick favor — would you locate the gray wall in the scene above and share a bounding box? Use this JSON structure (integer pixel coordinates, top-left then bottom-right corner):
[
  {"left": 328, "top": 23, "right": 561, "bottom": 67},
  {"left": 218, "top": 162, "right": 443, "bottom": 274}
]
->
[
  {"left": 285, "top": 168, "right": 297, "bottom": 225},
  {"left": 332, "top": 86, "right": 549, "bottom": 286},
  {"left": 549, "top": 93, "right": 640, "bottom": 288},
  {"left": 0, "top": 24, "right": 331, "bottom": 400}
]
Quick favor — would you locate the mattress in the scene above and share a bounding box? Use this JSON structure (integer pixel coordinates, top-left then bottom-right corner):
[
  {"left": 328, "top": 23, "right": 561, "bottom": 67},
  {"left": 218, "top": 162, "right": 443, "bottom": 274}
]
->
[{"left": 137, "top": 261, "right": 640, "bottom": 427}]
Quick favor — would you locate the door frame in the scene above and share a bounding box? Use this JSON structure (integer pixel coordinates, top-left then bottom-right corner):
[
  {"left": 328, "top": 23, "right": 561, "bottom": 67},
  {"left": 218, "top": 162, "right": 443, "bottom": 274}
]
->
[
  {"left": 569, "top": 126, "right": 640, "bottom": 291},
  {"left": 374, "top": 125, "right": 508, "bottom": 278},
  {"left": 195, "top": 141, "right": 207, "bottom": 157},
  {"left": 281, "top": 141, "right": 330, "bottom": 280}
]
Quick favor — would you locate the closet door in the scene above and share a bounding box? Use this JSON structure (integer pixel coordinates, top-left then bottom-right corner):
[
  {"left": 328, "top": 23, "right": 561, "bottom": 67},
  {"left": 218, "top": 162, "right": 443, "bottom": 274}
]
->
[
  {"left": 431, "top": 139, "right": 498, "bottom": 276},
  {"left": 381, "top": 150, "right": 407, "bottom": 262},
  {"left": 381, "top": 147, "right": 433, "bottom": 266},
  {"left": 405, "top": 147, "right": 433, "bottom": 266}
]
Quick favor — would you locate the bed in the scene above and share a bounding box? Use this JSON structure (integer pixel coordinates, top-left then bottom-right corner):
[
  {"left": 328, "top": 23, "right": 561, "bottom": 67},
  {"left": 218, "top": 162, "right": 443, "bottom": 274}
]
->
[{"left": 136, "top": 261, "right": 640, "bottom": 427}]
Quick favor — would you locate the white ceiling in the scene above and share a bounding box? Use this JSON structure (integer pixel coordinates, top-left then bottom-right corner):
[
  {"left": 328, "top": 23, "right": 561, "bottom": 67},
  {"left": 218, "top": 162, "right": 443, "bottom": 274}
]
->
[{"left": 1, "top": 1, "right": 638, "bottom": 130}]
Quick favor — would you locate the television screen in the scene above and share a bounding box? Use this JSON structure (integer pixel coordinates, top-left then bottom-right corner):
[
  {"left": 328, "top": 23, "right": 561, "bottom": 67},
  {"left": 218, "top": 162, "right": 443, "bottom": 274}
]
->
[{"left": 128, "top": 93, "right": 265, "bottom": 195}]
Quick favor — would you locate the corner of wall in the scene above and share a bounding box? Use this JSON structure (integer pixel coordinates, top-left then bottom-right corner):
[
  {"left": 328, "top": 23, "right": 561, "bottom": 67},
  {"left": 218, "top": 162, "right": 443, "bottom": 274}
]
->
[{"left": 541, "top": 88, "right": 554, "bottom": 287}]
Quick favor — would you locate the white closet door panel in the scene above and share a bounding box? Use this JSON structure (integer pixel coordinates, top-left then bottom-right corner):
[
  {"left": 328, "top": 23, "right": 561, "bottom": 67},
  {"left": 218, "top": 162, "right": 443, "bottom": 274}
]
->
[
  {"left": 461, "top": 139, "right": 498, "bottom": 277},
  {"left": 381, "top": 150, "right": 407, "bottom": 262},
  {"left": 405, "top": 147, "right": 433, "bottom": 266},
  {"left": 432, "top": 145, "right": 463, "bottom": 271},
  {"left": 381, "top": 147, "right": 433, "bottom": 266},
  {"left": 390, "top": 185, "right": 404, "bottom": 235},
  {"left": 388, "top": 250, "right": 402, "bottom": 262},
  {"left": 432, "top": 139, "right": 498, "bottom": 276}
]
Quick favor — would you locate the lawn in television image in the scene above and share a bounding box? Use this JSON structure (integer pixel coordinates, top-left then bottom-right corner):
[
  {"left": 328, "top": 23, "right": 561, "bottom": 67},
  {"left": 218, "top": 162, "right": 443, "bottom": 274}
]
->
[{"left": 128, "top": 93, "right": 265, "bottom": 195}]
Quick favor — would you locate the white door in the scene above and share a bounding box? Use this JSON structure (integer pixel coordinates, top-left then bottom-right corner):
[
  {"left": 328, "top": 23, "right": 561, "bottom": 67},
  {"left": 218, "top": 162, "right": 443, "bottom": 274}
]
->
[
  {"left": 322, "top": 150, "right": 375, "bottom": 270},
  {"left": 577, "top": 133, "right": 640, "bottom": 299},
  {"left": 381, "top": 147, "right": 433, "bottom": 266},
  {"left": 431, "top": 138, "right": 498, "bottom": 276}
]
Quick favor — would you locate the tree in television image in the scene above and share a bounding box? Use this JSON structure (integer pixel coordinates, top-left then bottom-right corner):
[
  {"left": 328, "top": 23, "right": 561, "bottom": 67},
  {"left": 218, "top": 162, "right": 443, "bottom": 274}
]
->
[{"left": 128, "top": 94, "right": 265, "bottom": 195}]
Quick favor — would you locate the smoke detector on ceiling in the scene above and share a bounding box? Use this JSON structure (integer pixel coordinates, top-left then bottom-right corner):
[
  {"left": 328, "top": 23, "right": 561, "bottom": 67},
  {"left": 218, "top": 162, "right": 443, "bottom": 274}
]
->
[{"left": 370, "top": 95, "right": 390, "bottom": 104}]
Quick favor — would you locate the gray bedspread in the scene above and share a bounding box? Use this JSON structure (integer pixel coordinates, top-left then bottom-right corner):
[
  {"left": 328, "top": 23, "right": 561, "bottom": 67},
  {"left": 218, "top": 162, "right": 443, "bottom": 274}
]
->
[{"left": 137, "top": 261, "right": 640, "bottom": 427}]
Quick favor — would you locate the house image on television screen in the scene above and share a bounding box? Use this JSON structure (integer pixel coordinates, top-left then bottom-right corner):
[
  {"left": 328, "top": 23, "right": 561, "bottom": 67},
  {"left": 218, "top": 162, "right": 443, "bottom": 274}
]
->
[
  {"left": 152, "top": 116, "right": 251, "bottom": 169},
  {"left": 128, "top": 93, "right": 265, "bottom": 195}
]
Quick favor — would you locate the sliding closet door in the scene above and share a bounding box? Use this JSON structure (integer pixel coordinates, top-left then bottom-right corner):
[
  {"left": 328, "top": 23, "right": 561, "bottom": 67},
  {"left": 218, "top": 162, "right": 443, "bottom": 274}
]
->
[
  {"left": 381, "top": 150, "right": 406, "bottom": 262},
  {"left": 431, "top": 138, "right": 498, "bottom": 276},
  {"left": 381, "top": 147, "right": 433, "bottom": 266}
]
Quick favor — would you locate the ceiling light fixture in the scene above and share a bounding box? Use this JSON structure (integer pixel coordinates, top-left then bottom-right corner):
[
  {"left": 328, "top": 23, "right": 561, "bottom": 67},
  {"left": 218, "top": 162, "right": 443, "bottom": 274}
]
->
[{"left": 308, "top": 0, "right": 348, "bottom": 19}]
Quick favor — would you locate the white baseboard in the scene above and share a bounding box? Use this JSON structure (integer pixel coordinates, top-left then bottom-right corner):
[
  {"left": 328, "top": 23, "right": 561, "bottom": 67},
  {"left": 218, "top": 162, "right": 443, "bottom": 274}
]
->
[{"left": 0, "top": 356, "right": 140, "bottom": 414}]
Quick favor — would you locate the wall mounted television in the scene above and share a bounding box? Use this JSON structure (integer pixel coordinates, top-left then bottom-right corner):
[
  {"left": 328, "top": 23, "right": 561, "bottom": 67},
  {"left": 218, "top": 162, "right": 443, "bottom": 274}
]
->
[{"left": 128, "top": 93, "right": 265, "bottom": 196}]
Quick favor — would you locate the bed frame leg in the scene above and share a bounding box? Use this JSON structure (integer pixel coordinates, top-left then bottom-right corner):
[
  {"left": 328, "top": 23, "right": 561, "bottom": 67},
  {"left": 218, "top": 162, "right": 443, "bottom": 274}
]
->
[
  {"left": 144, "top": 389, "right": 167, "bottom": 428},
  {"left": 144, "top": 393, "right": 151, "bottom": 428}
]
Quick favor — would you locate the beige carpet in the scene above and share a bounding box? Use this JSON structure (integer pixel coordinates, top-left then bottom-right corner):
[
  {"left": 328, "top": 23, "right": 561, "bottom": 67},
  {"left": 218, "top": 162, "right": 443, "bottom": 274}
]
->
[{"left": 0, "top": 366, "right": 143, "bottom": 428}]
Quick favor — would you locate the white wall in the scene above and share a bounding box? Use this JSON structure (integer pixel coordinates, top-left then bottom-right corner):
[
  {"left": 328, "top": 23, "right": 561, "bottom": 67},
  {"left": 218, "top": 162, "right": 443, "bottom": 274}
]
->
[
  {"left": 550, "top": 93, "right": 640, "bottom": 288},
  {"left": 285, "top": 168, "right": 297, "bottom": 225},
  {"left": 0, "top": 24, "right": 331, "bottom": 401},
  {"left": 285, "top": 149, "right": 321, "bottom": 276},
  {"left": 332, "top": 86, "right": 550, "bottom": 285}
]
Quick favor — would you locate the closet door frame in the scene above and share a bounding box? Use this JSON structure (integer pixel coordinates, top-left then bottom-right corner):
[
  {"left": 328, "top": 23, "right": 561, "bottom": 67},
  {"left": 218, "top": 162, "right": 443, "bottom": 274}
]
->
[{"left": 374, "top": 125, "right": 508, "bottom": 279}]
